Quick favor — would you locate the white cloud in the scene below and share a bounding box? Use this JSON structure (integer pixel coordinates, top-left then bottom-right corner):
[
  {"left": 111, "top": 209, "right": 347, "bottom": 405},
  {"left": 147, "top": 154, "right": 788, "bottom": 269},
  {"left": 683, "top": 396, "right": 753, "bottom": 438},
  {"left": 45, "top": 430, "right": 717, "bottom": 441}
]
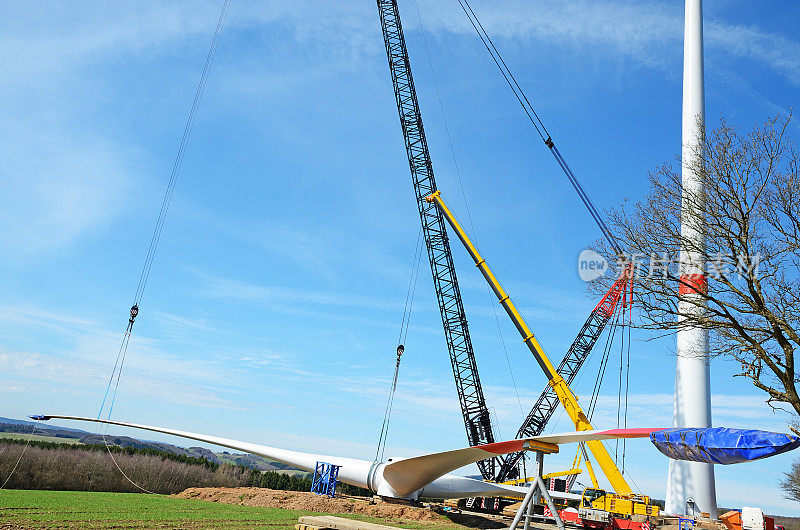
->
[
  {"left": 0, "top": 302, "right": 271, "bottom": 409},
  {"left": 410, "top": 0, "right": 800, "bottom": 86},
  {"left": 0, "top": 0, "right": 796, "bottom": 257},
  {"left": 197, "top": 271, "right": 402, "bottom": 311},
  {"left": 0, "top": 304, "right": 96, "bottom": 332},
  {"left": 706, "top": 19, "right": 800, "bottom": 86},
  {"left": 0, "top": 349, "right": 234, "bottom": 410},
  {"left": 0, "top": 124, "right": 137, "bottom": 254}
]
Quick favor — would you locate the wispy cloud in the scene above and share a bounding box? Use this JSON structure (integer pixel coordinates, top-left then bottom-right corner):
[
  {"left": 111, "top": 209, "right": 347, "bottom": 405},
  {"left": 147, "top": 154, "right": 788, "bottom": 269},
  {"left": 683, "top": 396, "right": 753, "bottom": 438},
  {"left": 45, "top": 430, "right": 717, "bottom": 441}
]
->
[
  {"left": 0, "top": 302, "right": 265, "bottom": 409},
  {"left": 706, "top": 19, "right": 800, "bottom": 86},
  {"left": 197, "top": 270, "right": 403, "bottom": 311},
  {"left": 1, "top": 0, "right": 796, "bottom": 258},
  {"left": 0, "top": 304, "right": 97, "bottom": 332},
  {"left": 0, "top": 349, "right": 235, "bottom": 410},
  {"left": 0, "top": 127, "right": 137, "bottom": 255},
  {"left": 410, "top": 0, "right": 800, "bottom": 86}
]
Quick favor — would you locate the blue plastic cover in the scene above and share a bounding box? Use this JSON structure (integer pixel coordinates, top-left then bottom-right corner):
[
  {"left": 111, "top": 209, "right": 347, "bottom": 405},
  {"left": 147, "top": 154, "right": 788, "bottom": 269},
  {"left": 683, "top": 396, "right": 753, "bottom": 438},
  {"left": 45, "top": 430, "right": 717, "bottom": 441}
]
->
[{"left": 650, "top": 427, "right": 800, "bottom": 464}]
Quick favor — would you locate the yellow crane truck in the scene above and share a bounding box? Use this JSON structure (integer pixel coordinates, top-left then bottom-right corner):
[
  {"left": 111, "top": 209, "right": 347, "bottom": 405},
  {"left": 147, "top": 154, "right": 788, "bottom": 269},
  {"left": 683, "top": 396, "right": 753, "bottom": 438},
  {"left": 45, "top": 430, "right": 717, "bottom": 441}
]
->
[{"left": 427, "top": 190, "right": 660, "bottom": 530}]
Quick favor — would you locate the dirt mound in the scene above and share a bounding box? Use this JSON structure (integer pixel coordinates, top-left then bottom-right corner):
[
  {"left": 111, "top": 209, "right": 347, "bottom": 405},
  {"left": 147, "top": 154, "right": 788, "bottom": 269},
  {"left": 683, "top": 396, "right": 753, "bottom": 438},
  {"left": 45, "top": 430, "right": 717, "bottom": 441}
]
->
[{"left": 175, "top": 487, "right": 443, "bottom": 522}]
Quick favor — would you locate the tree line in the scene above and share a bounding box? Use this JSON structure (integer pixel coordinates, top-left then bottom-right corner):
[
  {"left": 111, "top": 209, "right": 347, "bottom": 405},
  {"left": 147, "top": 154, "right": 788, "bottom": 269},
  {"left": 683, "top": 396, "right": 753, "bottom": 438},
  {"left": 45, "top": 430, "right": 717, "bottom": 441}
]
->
[
  {"left": 0, "top": 438, "right": 369, "bottom": 496},
  {"left": 2, "top": 437, "right": 220, "bottom": 469},
  {"left": 246, "top": 466, "right": 370, "bottom": 496}
]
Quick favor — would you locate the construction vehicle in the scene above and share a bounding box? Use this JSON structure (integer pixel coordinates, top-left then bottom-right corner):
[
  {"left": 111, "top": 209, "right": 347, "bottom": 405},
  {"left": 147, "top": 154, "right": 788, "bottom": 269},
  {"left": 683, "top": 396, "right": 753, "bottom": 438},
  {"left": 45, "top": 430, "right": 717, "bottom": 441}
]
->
[
  {"left": 721, "top": 508, "right": 776, "bottom": 530},
  {"left": 427, "top": 190, "right": 659, "bottom": 522},
  {"left": 579, "top": 488, "right": 659, "bottom": 530},
  {"left": 377, "top": 0, "right": 655, "bottom": 519}
]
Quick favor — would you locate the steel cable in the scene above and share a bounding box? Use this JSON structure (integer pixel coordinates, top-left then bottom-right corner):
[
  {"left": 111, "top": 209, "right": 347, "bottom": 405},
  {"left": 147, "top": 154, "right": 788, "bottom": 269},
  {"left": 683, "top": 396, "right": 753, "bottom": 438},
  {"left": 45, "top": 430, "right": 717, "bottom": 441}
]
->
[
  {"left": 376, "top": 230, "right": 424, "bottom": 462},
  {"left": 453, "top": 0, "right": 622, "bottom": 255},
  {"left": 413, "top": 0, "right": 524, "bottom": 418},
  {"left": 93, "top": 0, "right": 231, "bottom": 494}
]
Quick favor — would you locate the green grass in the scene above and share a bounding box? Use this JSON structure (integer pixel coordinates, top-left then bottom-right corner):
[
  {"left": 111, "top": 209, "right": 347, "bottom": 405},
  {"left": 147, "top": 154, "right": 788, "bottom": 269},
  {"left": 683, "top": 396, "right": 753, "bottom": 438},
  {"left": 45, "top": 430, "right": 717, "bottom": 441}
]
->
[
  {"left": 0, "top": 490, "right": 467, "bottom": 529},
  {"left": 0, "top": 434, "right": 82, "bottom": 444}
]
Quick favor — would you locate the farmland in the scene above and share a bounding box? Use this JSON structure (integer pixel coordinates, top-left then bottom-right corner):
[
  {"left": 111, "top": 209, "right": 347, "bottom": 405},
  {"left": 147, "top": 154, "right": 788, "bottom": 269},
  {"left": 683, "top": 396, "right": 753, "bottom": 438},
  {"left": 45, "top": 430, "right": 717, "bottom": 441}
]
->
[{"left": 0, "top": 489, "right": 490, "bottom": 529}]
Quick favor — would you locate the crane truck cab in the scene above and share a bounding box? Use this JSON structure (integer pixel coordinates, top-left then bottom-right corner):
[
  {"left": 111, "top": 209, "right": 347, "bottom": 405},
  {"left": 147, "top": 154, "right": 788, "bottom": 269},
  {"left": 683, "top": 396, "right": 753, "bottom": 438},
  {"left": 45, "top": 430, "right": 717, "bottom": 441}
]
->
[
  {"left": 579, "top": 488, "right": 660, "bottom": 530},
  {"left": 580, "top": 488, "right": 613, "bottom": 528}
]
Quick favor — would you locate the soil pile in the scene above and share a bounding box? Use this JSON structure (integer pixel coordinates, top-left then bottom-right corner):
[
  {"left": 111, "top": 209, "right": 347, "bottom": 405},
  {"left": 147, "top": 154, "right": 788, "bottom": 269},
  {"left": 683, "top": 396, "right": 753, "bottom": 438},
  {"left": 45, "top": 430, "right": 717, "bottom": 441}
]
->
[{"left": 176, "top": 487, "right": 442, "bottom": 521}]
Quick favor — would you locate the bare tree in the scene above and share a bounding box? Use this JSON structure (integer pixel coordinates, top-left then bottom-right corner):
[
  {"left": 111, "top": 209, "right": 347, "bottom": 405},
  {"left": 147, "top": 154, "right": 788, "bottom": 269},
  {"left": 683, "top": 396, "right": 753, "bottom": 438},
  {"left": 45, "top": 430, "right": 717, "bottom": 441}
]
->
[
  {"left": 781, "top": 458, "right": 800, "bottom": 502},
  {"left": 0, "top": 442, "right": 251, "bottom": 493},
  {"left": 592, "top": 113, "right": 800, "bottom": 422}
]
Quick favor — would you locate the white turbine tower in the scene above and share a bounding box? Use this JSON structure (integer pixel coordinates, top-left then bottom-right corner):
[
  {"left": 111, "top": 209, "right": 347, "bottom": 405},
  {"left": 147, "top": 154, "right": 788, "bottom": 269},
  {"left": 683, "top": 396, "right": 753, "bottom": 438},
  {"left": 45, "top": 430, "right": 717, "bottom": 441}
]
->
[{"left": 665, "top": 0, "right": 718, "bottom": 518}]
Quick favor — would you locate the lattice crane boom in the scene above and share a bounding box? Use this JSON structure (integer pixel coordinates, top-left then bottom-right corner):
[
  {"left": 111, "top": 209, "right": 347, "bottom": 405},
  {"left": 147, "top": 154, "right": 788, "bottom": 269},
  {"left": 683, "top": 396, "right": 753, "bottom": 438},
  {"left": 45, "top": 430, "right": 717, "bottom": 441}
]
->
[
  {"left": 376, "top": 0, "right": 501, "bottom": 479},
  {"left": 495, "top": 267, "right": 633, "bottom": 482}
]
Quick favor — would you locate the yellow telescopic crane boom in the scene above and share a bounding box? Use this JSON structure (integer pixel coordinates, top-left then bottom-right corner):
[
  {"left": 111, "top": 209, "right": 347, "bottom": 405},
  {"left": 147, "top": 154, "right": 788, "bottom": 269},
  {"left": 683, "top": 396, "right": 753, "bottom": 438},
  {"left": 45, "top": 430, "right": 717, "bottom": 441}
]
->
[{"left": 426, "top": 190, "right": 632, "bottom": 495}]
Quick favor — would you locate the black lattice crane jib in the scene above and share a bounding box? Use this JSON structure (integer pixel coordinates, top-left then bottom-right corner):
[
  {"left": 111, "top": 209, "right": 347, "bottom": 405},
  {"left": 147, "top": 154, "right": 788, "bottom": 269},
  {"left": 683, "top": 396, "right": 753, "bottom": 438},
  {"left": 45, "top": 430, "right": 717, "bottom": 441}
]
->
[
  {"left": 376, "top": 0, "right": 501, "bottom": 479},
  {"left": 495, "top": 264, "right": 634, "bottom": 482}
]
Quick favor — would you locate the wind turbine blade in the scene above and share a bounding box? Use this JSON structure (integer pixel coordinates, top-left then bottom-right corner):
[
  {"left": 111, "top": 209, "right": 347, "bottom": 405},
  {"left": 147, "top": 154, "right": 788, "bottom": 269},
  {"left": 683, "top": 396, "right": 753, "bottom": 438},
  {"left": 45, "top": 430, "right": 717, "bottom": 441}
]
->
[
  {"left": 530, "top": 427, "right": 664, "bottom": 445},
  {"left": 30, "top": 415, "right": 376, "bottom": 490},
  {"left": 32, "top": 415, "right": 664, "bottom": 501},
  {"left": 383, "top": 428, "right": 662, "bottom": 497}
]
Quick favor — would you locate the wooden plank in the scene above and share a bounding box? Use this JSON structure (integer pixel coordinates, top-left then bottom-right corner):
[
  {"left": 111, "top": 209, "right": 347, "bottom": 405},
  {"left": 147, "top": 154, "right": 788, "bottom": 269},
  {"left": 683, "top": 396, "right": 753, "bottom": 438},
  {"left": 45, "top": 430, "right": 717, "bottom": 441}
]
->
[{"left": 298, "top": 515, "right": 406, "bottom": 530}]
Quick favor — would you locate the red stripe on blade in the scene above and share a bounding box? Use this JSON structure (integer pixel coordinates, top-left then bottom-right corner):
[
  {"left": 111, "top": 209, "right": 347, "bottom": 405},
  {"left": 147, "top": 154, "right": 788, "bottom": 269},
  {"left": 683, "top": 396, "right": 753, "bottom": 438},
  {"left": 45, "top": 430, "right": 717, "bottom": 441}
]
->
[
  {"left": 476, "top": 439, "right": 526, "bottom": 455},
  {"left": 600, "top": 428, "right": 665, "bottom": 438}
]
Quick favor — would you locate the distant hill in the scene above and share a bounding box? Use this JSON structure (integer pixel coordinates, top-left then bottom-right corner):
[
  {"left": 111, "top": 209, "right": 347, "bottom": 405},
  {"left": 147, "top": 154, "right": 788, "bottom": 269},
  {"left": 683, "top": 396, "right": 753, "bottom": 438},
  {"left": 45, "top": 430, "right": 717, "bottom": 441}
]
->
[
  {"left": 0, "top": 419, "right": 297, "bottom": 473},
  {"left": 0, "top": 417, "right": 37, "bottom": 426},
  {"left": 0, "top": 417, "right": 90, "bottom": 434}
]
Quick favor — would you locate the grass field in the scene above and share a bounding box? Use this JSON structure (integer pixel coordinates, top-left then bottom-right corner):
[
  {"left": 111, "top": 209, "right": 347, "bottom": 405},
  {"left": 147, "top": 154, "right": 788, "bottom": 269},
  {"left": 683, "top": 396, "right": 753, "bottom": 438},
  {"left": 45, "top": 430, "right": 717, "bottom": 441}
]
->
[
  {"left": 0, "top": 434, "right": 82, "bottom": 444},
  {"left": 0, "top": 490, "right": 466, "bottom": 529}
]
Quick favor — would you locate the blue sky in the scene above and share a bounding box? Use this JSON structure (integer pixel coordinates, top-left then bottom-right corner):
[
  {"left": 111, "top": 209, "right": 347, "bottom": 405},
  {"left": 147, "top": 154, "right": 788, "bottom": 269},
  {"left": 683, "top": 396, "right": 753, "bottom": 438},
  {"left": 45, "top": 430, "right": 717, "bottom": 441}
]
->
[{"left": 1, "top": 0, "right": 799, "bottom": 515}]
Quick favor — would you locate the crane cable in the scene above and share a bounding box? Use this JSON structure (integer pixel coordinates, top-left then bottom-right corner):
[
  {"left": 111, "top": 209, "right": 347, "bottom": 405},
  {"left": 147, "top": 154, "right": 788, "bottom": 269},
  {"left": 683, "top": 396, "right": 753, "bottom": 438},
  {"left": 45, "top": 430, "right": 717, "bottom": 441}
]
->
[
  {"left": 542, "top": 305, "right": 621, "bottom": 488},
  {"left": 593, "top": 303, "right": 645, "bottom": 492},
  {"left": 621, "top": 293, "right": 633, "bottom": 472},
  {"left": 0, "top": 420, "right": 40, "bottom": 490},
  {"left": 97, "top": 0, "right": 231, "bottom": 423},
  {"left": 453, "top": 0, "right": 622, "bottom": 257},
  {"left": 92, "top": 0, "right": 231, "bottom": 494},
  {"left": 616, "top": 311, "right": 626, "bottom": 463},
  {"left": 375, "top": 229, "right": 424, "bottom": 462},
  {"left": 587, "top": 311, "right": 620, "bottom": 420},
  {"left": 614, "top": 282, "right": 633, "bottom": 470},
  {"left": 411, "top": 0, "right": 524, "bottom": 417}
]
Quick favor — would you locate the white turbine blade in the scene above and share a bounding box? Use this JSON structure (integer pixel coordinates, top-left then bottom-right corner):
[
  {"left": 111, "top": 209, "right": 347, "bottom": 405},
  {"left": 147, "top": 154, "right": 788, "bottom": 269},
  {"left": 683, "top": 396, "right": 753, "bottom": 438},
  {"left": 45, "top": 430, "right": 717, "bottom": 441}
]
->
[
  {"left": 35, "top": 415, "right": 663, "bottom": 501},
  {"left": 384, "top": 428, "right": 662, "bottom": 497},
  {"left": 529, "top": 427, "right": 664, "bottom": 445},
  {"left": 384, "top": 440, "right": 547, "bottom": 497},
  {"left": 32, "top": 415, "right": 375, "bottom": 490},
  {"left": 421, "top": 474, "right": 581, "bottom": 501},
  {"left": 36, "top": 415, "right": 310, "bottom": 462}
]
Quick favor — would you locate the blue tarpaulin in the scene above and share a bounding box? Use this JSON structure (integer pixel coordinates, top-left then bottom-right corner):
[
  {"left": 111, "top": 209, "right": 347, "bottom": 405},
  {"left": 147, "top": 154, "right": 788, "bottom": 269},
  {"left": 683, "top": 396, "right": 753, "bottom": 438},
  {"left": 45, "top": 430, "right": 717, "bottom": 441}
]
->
[{"left": 650, "top": 427, "right": 800, "bottom": 464}]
